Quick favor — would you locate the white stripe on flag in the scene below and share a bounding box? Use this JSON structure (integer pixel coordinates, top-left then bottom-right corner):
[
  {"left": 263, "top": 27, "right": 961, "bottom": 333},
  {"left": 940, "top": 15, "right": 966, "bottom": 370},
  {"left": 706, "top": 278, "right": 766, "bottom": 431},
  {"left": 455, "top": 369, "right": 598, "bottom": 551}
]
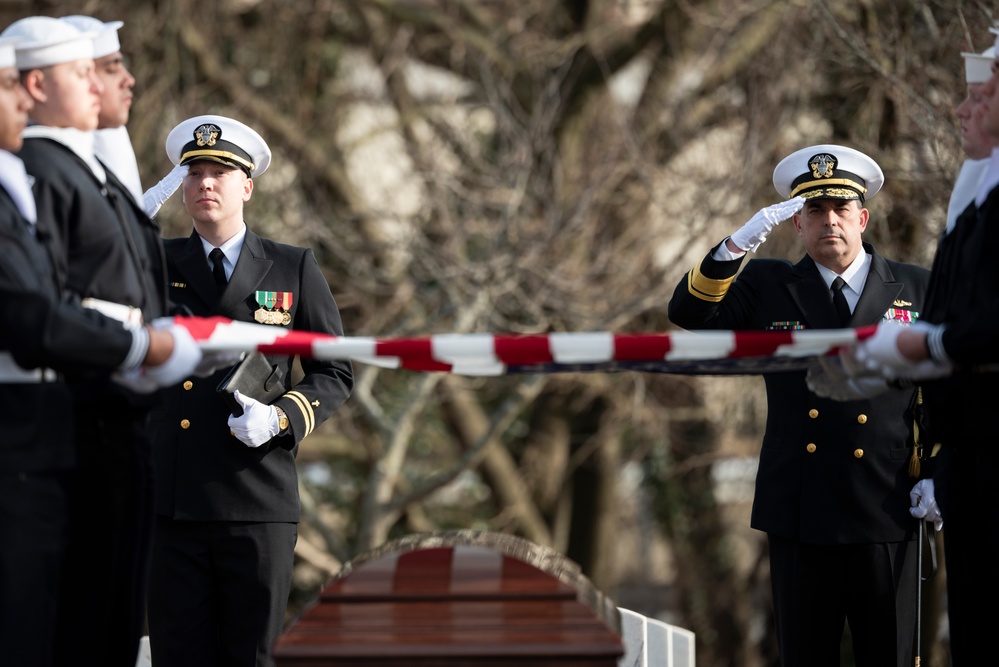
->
[
  {"left": 665, "top": 331, "right": 736, "bottom": 360},
  {"left": 549, "top": 332, "right": 614, "bottom": 363}
]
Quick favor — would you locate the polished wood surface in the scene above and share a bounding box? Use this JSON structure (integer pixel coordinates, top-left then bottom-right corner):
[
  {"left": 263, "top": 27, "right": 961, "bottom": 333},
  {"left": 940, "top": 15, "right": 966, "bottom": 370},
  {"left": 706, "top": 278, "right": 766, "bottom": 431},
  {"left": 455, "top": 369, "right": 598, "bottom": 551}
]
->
[{"left": 274, "top": 531, "right": 624, "bottom": 666}]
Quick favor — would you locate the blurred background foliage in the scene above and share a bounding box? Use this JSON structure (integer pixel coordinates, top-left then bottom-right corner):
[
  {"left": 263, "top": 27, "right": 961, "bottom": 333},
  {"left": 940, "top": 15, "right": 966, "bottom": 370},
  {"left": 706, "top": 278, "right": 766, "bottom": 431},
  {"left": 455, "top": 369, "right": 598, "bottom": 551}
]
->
[{"left": 2, "top": 0, "right": 993, "bottom": 664}]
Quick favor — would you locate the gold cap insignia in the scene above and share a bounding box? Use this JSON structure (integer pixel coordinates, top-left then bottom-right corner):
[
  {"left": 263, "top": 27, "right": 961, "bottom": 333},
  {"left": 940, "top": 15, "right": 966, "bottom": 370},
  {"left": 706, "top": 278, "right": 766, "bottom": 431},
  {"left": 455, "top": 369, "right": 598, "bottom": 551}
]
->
[
  {"left": 809, "top": 153, "right": 836, "bottom": 179},
  {"left": 194, "top": 124, "right": 220, "bottom": 147}
]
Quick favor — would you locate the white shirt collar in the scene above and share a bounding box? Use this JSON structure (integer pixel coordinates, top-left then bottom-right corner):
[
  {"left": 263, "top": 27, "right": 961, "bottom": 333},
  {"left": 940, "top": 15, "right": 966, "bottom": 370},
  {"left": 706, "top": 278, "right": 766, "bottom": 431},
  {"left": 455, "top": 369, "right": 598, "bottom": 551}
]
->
[
  {"left": 199, "top": 224, "right": 247, "bottom": 280},
  {"left": 0, "top": 150, "right": 37, "bottom": 224},
  {"left": 815, "top": 249, "right": 871, "bottom": 298},
  {"left": 93, "top": 126, "right": 143, "bottom": 204}
]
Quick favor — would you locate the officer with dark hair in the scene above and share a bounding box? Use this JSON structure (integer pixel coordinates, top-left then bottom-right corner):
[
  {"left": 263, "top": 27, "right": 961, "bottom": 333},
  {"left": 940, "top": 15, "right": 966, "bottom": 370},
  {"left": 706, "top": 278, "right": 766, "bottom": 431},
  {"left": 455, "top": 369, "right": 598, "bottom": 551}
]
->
[{"left": 668, "top": 144, "right": 930, "bottom": 666}]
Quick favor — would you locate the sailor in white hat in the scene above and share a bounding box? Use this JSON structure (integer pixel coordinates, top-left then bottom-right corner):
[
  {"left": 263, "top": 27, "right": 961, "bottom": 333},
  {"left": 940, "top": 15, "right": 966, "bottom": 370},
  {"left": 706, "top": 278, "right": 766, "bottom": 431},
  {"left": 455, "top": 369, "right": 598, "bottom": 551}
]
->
[
  {"left": 669, "top": 142, "right": 930, "bottom": 667},
  {"left": 58, "top": 15, "right": 143, "bottom": 201},
  {"left": 0, "top": 27, "right": 205, "bottom": 667},
  {"left": 148, "top": 114, "right": 350, "bottom": 667},
  {"left": 3, "top": 16, "right": 200, "bottom": 667},
  {"left": 945, "top": 44, "right": 999, "bottom": 233},
  {"left": 59, "top": 15, "right": 188, "bottom": 218}
]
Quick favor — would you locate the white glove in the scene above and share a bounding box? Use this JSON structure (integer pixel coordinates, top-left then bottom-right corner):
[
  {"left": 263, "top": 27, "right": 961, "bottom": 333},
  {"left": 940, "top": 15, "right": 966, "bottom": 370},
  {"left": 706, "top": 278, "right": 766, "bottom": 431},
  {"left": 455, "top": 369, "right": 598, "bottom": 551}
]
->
[
  {"left": 806, "top": 356, "right": 889, "bottom": 400},
  {"left": 854, "top": 321, "right": 910, "bottom": 372},
  {"left": 142, "top": 164, "right": 188, "bottom": 218},
  {"left": 729, "top": 197, "right": 805, "bottom": 252},
  {"left": 855, "top": 321, "right": 952, "bottom": 380},
  {"left": 910, "top": 478, "right": 943, "bottom": 532},
  {"left": 227, "top": 390, "right": 279, "bottom": 448},
  {"left": 146, "top": 323, "right": 204, "bottom": 387}
]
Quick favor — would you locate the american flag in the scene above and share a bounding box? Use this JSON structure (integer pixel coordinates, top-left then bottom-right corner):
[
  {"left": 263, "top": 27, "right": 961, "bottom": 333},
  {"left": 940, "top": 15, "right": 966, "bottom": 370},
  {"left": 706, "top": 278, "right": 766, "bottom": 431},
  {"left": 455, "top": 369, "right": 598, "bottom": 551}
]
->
[{"left": 173, "top": 316, "right": 874, "bottom": 376}]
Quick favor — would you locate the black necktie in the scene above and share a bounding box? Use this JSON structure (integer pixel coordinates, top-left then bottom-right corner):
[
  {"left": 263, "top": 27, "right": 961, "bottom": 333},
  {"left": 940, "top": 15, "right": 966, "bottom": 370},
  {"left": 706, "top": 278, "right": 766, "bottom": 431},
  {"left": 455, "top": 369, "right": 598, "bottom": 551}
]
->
[
  {"left": 210, "top": 248, "right": 228, "bottom": 293},
  {"left": 831, "top": 276, "right": 851, "bottom": 326}
]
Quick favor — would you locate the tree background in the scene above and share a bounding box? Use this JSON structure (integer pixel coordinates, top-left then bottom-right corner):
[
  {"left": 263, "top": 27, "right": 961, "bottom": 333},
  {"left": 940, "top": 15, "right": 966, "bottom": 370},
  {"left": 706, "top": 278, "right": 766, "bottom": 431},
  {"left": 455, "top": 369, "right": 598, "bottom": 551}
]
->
[{"left": 2, "top": 0, "right": 993, "bottom": 664}]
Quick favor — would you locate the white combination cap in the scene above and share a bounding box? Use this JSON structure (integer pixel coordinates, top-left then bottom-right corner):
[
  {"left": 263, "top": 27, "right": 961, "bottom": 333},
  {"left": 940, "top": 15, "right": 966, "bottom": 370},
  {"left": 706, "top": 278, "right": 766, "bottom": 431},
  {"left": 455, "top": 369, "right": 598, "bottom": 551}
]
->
[
  {"left": 59, "top": 16, "right": 124, "bottom": 60},
  {"left": 0, "top": 16, "right": 96, "bottom": 70},
  {"left": 0, "top": 36, "right": 19, "bottom": 69},
  {"left": 961, "top": 45, "right": 996, "bottom": 84},
  {"left": 165, "top": 114, "right": 271, "bottom": 178},
  {"left": 773, "top": 144, "right": 884, "bottom": 203}
]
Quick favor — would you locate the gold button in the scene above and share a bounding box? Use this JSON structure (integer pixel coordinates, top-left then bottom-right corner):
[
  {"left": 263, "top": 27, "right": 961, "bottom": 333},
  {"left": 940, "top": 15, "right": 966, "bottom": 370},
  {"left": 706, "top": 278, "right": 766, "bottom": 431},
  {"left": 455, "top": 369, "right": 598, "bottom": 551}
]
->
[
  {"left": 857, "top": 414, "right": 868, "bottom": 424},
  {"left": 183, "top": 380, "right": 193, "bottom": 390},
  {"left": 180, "top": 419, "right": 191, "bottom": 429},
  {"left": 806, "top": 443, "right": 817, "bottom": 453},
  {"left": 808, "top": 409, "right": 818, "bottom": 418},
  {"left": 854, "top": 449, "right": 864, "bottom": 458}
]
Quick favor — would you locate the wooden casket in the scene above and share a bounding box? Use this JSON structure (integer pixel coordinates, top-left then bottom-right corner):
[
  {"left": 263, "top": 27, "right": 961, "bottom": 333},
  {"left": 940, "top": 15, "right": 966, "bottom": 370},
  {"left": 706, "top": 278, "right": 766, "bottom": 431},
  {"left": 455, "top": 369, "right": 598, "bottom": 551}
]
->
[{"left": 273, "top": 530, "right": 625, "bottom": 666}]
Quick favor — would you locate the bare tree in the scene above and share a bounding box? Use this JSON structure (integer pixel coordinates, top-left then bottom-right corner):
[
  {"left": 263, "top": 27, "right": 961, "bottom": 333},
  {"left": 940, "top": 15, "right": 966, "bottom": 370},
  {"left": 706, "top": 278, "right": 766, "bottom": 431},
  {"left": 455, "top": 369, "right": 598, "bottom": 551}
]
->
[{"left": 3, "top": 1, "right": 991, "bottom": 664}]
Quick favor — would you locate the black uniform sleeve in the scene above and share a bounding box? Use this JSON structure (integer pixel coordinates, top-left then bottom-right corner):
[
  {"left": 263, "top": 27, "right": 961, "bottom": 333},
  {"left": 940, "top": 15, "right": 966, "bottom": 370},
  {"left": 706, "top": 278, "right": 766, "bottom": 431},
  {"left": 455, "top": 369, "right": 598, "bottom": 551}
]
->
[
  {"left": 667, "top": 242, "right": 753, "bottom": 331},
  {"left": 270, "top": 248, "right": 353, "bottom": 449}
]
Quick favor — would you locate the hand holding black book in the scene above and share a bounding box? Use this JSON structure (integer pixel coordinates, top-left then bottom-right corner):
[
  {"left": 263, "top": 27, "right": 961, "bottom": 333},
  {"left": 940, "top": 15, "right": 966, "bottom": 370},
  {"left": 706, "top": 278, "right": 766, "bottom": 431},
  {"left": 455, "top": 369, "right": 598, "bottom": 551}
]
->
[{"left": 216, "top": 351, "right": 285, "bottom": 416}]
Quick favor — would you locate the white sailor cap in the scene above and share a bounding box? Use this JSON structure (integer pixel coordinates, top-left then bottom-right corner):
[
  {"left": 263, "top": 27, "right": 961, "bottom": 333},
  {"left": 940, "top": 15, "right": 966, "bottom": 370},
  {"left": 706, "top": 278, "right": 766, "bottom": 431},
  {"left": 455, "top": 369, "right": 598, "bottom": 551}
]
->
[
  {"left": 773, "top": 144, "right": 884, "bottom": 203},
  {"left": 165, "top": 114, "right": 271, "bottom": 178},
  {"left": 0, "top": 16, "right": 96, "bottom": 70},
  {"left": 59, "top": 16, "right": 124, "bottom": 60},
  {"left": 0, "top": 37, "right": 18, "bottom": 69}
]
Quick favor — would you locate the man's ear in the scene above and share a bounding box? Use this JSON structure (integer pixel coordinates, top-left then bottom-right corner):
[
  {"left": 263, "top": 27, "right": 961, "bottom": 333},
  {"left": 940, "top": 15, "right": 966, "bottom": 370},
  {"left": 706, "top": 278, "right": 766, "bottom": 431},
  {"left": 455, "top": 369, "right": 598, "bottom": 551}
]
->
[
  {"left": 243, "top": 176, "right": 253, "bottom": 202},
  {"left": 22, "top": 69, "right": 47, "bottom": 104}
]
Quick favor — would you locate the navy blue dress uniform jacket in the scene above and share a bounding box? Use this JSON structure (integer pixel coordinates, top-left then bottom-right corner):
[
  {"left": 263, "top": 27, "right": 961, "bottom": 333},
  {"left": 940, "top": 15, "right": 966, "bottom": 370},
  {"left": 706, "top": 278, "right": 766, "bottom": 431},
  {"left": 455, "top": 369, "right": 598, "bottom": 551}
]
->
[
  {"left": 919, "top": 190, "right": 999, "bottom": 446},
  {"left": 18, "top": 134, "right": 174, "bottom": 667},
  {"left": 149, "top": 228, "right": 353, "bottom": 523},
  {"left": 18, "top": 136, "right": 168, "bottom": 408},
  {"left": 668, "top": 241, "right": 930, "bottom": 545},
  {"left": 0, "top": 178, "right": 139, "bottom": 667},
  {"left": 0, "top": 188, "right": 136, "bottom": 473}
]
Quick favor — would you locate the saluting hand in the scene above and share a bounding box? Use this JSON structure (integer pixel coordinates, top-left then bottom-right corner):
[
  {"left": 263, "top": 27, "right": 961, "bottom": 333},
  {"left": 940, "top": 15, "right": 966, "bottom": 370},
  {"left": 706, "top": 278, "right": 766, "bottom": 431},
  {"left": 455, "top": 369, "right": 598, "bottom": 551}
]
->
[{"left": 728, "top": 196, "right": 805, "bottom": 252}]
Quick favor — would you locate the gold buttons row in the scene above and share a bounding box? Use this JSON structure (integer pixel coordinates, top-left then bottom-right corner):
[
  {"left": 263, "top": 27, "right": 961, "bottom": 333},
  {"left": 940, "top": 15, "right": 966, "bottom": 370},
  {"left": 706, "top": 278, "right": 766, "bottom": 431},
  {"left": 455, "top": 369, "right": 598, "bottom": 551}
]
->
[
  {"left": 804, "top": 443, "right": 865, "bottom": 458},
  {"left": 181, "top": 380, "right": 196, "bottom": 428},
  {"left": 807, "top": 408, "right": 868, "bottom": 424}
]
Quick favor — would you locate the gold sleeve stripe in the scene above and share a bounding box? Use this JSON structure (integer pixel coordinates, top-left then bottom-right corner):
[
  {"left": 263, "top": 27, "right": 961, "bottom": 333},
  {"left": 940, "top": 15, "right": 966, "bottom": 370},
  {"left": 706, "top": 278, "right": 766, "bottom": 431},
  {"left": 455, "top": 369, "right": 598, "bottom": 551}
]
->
[
  {"left": 285, "top": 391, "right": 315, "bottom": 437},
  {"left": 790, "top": 177, "right": 866, "bottom": 198},
  {"left": 687, "top": 259, "right": 735, "bottom": 303}
]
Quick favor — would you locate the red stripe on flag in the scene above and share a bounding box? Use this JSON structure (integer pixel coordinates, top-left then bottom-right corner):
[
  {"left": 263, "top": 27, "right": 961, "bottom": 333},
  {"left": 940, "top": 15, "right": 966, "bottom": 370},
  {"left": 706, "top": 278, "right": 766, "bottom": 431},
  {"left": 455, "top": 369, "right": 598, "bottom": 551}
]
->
[
  {"left": 613, "top": 334, "right": 673, "bottom": 361},
  {"left": 731, "top": 330, "right": 795, "bottom": 357},
  {"left": 854, "top": 325, "right": 877, "bottom": 341},
  {"left": 377, "top": 338, "right": 435, "bottom": 360},
  {"left": 174, "top": 315, "right": 230, "bottom": 341},
  {"left": 258, "top": 330, "right": 330, "bottom": 356},
  {"left": 494, "top": 335, "right": 553, "bottom": 365}
]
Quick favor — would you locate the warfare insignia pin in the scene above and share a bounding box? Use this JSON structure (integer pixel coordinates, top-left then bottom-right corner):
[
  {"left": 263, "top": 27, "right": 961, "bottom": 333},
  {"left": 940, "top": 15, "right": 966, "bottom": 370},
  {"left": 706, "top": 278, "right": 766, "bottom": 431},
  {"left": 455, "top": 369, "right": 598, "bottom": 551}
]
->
[
  {"left": 809, "top": 153, "right": 837, "bottom": 179},
  {"left": 194, "top": 124, "right": 220, "bottom": 147},
  {"left": 892, "top": 299, "right": 912, "bottom": 307}
]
